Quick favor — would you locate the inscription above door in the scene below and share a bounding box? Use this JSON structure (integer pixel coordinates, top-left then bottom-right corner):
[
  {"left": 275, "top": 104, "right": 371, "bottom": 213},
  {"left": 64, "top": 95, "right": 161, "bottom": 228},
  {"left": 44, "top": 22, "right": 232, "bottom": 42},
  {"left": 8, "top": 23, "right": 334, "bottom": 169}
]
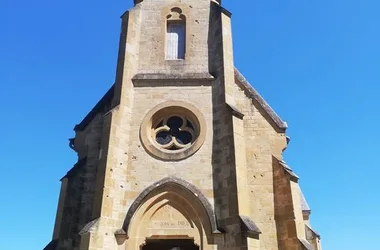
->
[{"left": 150, "top": 220, "right": 191, "bottom": 229}]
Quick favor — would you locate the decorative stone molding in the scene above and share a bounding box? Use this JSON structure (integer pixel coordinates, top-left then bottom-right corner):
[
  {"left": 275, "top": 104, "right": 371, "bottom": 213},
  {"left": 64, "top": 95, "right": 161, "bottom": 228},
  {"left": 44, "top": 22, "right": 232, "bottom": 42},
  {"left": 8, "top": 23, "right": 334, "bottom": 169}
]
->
[
  {"left": 166, "top": 7, "right": 186, "bottom": 22},
  {"left": 132, "top": 73, "right": 214, "bottom": 87},
  {"left": 122, "top": 176, "right": 221, "bottom": 236},
  {"left": 133, "top": 73, "right": 214, "bottom": 81}
]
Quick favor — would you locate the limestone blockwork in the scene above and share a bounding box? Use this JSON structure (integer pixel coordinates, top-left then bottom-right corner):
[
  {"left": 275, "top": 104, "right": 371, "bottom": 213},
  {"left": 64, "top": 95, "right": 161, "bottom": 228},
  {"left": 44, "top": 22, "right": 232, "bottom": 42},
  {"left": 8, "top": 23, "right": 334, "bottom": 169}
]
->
[
  {"left": 122, "top": 177, "right": 220, "bottom": 236},
  {"left": 120, "top": 177, "right": 222, "bottom": 250},
  {"left": 44, "top": 1, "right": 322, "bottom": 250}
]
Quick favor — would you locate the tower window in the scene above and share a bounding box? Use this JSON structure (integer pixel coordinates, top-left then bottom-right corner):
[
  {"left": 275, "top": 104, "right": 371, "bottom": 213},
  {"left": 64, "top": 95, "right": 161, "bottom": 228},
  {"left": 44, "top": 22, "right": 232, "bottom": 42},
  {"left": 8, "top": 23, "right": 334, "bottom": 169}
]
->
[
  {"left": 166, "top": 8, "right": 186, "bottom": 60},
  {"left": 166, "top": 22, "right": 186, "bottom": 60}
]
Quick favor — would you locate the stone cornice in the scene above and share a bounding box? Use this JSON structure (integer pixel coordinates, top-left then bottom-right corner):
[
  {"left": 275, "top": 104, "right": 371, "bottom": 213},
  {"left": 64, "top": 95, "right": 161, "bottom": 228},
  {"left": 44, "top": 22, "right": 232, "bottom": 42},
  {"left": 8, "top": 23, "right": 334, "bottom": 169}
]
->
[{"left": 132, "top": 73, "right": 214, "bottom": 87}]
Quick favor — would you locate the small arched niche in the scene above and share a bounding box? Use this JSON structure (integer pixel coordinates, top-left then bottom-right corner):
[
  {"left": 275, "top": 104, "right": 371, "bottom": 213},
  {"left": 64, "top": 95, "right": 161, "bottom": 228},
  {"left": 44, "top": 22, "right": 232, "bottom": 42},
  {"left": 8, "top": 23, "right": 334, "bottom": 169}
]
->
[{"left": 166, "top": 8, "right": 186, "bottom": 60}]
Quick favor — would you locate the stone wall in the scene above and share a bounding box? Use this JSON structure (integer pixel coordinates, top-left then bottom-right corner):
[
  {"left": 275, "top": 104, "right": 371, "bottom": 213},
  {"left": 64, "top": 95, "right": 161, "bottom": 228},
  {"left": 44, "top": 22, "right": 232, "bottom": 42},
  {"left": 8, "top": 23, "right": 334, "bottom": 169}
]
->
[
  {"left": 273, "top": 158, "right": 299, "bottom": 250},
  {"left": 208, "top": 2, "right": 247, "bottom": 250},
  {"left": 46, "top": 1, "right": 322, "bottom": 250},
  {"left": 137, "top": 0, "right": 211, "bottom": 74},
  {"left": 55, "top": 114, "right": 104, "bottom": 250},
  {"left": 232, "top": 79, "right": 287, "bottom": 250}
]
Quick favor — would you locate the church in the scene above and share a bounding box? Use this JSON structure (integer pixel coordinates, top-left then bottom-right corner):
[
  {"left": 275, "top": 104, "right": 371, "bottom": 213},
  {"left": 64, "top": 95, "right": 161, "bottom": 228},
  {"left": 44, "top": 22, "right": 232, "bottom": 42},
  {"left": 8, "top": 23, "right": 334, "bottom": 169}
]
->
[{"left": 44, "top": 0, "right": 322, "bottom": 249}]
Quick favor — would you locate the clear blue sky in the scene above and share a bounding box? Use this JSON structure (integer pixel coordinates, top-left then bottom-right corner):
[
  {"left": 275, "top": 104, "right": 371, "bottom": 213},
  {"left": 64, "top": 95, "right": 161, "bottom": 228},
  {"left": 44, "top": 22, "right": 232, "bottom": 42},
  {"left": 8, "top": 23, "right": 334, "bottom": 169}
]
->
[{"left": 1, "top": 0, "right": 379, "bottom": 249}]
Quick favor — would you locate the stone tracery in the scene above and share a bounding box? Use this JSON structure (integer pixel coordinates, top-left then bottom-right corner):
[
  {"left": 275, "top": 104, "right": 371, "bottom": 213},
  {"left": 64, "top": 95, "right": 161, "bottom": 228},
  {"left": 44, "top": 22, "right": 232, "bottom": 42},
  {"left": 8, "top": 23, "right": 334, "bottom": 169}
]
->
[{"left": 154, "top": 116, "right": 195, "bottom": 150}]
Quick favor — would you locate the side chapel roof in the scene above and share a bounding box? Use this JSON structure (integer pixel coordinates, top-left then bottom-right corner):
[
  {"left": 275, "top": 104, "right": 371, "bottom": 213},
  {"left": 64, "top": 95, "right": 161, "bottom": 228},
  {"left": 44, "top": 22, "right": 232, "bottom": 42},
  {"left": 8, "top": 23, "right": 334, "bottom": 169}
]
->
[
  {"left": 74, "top": 69, "right": 287, "bottom": 132},
  {"left": 301, "top": 189, "right": 312, "bottom": 212},
  {"left": 234, "top": 69, "right": 288, "bottom": 131}
]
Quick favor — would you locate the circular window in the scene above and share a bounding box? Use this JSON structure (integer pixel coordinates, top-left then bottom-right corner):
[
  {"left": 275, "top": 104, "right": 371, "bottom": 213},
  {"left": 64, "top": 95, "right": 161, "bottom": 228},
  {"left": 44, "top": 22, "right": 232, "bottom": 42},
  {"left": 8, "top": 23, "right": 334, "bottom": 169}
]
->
[
  {"left": 154, "top": 116, "right": 195, "bottom": 150},
  {"left": 140, "top": 101, "right": 206, "bottom": 161}
]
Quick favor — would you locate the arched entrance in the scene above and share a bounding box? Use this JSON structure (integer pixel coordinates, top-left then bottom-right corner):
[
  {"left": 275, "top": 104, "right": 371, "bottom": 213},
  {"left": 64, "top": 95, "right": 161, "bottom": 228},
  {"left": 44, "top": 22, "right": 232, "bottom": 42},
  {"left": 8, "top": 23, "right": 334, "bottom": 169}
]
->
[{"left": 121, "top": 177, "right": 221, "bottom": 250}]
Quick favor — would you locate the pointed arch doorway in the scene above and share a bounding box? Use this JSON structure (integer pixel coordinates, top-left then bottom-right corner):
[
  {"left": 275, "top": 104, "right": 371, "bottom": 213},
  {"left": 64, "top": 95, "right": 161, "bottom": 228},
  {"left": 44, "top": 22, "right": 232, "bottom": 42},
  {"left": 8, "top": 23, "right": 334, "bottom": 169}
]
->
[
  {"left": 120, "top": 177, "right": 222, "bottom": 250},
  {"left": 142, "top": 238, "right": 199, "bottom": 250}
]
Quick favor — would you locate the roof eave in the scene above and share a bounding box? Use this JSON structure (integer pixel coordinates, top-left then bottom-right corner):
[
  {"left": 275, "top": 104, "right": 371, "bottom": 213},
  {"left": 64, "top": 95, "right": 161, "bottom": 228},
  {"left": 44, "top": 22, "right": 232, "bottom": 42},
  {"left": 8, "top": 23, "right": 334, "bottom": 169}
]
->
[
  {"left": 74, "top": 84, "right": 115, "bottom": 132},
  {"left": 234, "top": 68, "right": 288, "bottom": 132}
]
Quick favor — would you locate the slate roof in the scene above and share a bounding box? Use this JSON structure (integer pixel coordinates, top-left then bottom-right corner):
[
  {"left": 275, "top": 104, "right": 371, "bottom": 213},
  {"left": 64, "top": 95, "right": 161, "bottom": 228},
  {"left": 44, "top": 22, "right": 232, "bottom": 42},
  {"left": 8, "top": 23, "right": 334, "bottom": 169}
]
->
[
  {"left": 306, "top": 224, "right": 321, "bottom": 239},
  {"left": 276, "top": 158, "right": 311, "bottom": 213},
  {"left": 279, "top": 160, "right": 299, "bottom": 181},
  {"left": 301, "top": 189, "right": 311, "bottom": 212},
  {"left": 43, "top": 239, "right": 58, "bottom": 250}
]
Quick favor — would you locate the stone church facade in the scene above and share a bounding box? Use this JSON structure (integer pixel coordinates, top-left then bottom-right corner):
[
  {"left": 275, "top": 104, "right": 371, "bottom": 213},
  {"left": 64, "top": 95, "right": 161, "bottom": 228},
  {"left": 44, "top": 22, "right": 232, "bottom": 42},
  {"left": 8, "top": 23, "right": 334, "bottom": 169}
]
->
[{"left": 44, "top": 0, "right": 322, "bottom": 249}]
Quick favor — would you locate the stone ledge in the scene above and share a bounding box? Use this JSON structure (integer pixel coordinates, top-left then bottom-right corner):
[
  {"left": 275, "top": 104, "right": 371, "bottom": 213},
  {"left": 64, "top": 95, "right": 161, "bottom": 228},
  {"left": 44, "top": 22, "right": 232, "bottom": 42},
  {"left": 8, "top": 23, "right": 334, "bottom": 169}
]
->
[
  {"left": 227, "top": 102, "right": 244, "bottom": 120},
  {"left": 132, "top": 73, "right": 214, "bottom": 87},
  {"left": 78, "top": 218, "right": 100, "bottom": 235},
  {"left": 279, "top": 160, "right": 299, "bottom": 182},
  {"left": 240, "top": 215, "right": 261, "bottom": 236}
]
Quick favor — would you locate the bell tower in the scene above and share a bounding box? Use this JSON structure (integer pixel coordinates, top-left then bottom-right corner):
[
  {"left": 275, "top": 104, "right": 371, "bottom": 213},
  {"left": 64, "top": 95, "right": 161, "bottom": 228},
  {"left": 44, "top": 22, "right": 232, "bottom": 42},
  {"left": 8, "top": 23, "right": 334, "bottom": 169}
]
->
[{"left": 45, "top": 1, "right": 322, "bottom": 250}]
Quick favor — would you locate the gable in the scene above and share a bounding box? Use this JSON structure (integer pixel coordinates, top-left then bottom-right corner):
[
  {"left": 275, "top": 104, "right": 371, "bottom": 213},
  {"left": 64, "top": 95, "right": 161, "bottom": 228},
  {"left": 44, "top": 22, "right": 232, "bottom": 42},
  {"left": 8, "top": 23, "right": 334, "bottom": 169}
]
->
[{"left": 234, "top": 68, "right": 288, "bottom": 131}]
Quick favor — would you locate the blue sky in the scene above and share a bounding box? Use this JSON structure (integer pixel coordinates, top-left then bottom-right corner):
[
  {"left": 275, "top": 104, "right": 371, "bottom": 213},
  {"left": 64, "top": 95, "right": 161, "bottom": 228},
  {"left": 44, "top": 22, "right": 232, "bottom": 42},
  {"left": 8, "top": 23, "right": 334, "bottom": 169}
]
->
[{"left": 1, "top": 0, "right": 379, "bottom": 249}]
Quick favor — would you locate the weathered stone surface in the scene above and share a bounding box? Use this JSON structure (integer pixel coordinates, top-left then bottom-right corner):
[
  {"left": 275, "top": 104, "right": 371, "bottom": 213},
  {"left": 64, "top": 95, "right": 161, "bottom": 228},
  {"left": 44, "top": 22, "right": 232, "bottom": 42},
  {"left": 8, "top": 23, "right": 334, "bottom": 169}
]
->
[
  {"left": 46, "top": 1, "right": 322, "bottom": 250},
  {"left": 121, "top": 176, "right": 221, "bottom": 235},
  {"left": 240, "top": 216, "right": 261, "bottom": 235}
]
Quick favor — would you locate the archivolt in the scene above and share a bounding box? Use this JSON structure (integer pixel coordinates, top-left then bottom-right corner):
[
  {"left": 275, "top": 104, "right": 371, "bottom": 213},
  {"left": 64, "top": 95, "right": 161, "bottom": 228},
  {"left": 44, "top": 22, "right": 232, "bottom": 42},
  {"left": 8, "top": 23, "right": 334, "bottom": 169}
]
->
[{"left": 122, "top": 176, "right": 221, "bottom": 236}]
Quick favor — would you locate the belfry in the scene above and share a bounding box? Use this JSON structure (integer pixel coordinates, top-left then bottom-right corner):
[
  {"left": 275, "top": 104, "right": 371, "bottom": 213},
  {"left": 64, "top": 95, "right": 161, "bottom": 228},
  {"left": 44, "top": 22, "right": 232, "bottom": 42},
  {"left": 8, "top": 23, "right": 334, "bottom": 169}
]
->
[{"left": 45, "top": 0, "right": 322, "bottom": 249}]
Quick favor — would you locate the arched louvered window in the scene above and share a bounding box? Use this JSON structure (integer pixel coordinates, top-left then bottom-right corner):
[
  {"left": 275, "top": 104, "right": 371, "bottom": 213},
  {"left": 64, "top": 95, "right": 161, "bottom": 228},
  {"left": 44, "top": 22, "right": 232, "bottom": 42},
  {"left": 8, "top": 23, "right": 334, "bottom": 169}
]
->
[{"left": 166, "top": 8, "right": 186, "bottom": 60}]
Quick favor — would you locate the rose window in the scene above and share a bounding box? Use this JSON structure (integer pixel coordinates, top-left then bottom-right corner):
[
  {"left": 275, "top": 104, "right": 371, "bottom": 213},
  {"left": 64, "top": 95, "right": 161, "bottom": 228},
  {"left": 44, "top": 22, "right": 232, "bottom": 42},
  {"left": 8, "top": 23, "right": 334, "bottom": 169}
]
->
[
  {"left": 154, "top": 116, "right": 195, "bottom": 150},
  {"left": 140, "top": 102, "right": 205, "bottom": 160}
]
